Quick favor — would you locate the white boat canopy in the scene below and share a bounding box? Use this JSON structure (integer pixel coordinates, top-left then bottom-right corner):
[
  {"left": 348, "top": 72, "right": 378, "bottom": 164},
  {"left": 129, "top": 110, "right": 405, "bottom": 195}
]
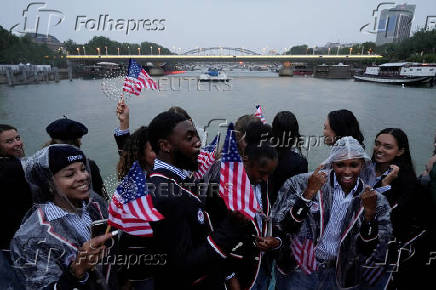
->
[{"left": 379, "top": 62, "right": 419, "bottom": 67}]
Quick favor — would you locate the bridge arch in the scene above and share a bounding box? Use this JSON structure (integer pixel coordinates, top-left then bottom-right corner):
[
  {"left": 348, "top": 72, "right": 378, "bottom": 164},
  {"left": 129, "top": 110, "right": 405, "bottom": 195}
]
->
[{"left": 182, "top": 47, "right": 260, "bottom": 55}]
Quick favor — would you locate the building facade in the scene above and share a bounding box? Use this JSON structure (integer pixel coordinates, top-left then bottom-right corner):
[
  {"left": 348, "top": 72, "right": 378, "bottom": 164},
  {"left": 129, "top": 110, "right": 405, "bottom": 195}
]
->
[{"left": 376, "top": 4, "right": 416, "bottom": 46}]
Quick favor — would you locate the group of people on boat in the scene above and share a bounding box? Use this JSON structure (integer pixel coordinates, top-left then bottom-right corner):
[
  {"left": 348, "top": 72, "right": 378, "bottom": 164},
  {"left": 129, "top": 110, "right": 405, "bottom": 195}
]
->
[{"left": 0, "top": 103, "right": 435, "bottom": 290}]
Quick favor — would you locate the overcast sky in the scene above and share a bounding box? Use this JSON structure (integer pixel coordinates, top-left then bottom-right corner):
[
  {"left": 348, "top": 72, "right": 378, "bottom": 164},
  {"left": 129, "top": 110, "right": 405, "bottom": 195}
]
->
[{"left": 2, "top": 0, "right": 435, "bottom": 53}]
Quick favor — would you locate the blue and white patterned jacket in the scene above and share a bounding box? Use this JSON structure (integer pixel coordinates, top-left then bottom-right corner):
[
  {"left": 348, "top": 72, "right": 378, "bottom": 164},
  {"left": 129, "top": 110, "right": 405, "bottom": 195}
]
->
[{"left": 271, "top": 170, "right": 392, "bottom": 288}]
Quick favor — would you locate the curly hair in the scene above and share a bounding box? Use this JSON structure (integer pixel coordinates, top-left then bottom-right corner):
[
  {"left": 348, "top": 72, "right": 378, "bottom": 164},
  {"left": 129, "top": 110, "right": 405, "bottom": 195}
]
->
[{"left": 117, "top": 126, "right": 151, "bottom": 180}]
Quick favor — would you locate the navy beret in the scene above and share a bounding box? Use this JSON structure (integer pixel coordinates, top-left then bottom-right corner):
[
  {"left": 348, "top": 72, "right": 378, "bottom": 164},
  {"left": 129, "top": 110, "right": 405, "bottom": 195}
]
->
[{"left": 46, "top": 118, "right": 88, "bottom": 140}]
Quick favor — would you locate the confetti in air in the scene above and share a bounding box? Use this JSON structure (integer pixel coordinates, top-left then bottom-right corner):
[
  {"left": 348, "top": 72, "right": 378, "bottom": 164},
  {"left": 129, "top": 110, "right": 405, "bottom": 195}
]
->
[{"left": 101, "top": 70, "right": 131, "bottom": 102}]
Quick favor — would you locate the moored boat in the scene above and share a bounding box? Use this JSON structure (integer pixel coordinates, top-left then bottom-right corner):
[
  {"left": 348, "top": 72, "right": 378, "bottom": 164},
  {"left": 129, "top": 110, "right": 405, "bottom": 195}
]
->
[
  {"left": 353, "top": 62, "right": 436, "bottom": 87},
  {"left": 314, "top": 63, "right": 352, "bottom": 79}
]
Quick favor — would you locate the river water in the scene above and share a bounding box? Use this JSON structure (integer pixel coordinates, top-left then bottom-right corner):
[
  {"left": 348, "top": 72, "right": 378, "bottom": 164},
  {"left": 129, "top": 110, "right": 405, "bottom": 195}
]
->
[{"left": 1, "top": 71, "right": 435, "bottom": 192}]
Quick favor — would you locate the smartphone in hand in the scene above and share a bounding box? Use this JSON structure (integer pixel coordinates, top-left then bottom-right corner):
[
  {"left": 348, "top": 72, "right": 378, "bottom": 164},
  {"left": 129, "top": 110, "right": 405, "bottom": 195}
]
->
[{"left": 91, "top": 219, "right": 108, "bottom": 238}]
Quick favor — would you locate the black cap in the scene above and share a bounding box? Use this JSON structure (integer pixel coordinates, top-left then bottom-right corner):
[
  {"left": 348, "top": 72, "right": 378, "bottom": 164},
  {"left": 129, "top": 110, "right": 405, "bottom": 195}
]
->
[
  {"left": 49, "top": 145, "right": 86, "bottom": 174},
  {"left": 46, "top": 118, "right": 88, "bottom": 140}
]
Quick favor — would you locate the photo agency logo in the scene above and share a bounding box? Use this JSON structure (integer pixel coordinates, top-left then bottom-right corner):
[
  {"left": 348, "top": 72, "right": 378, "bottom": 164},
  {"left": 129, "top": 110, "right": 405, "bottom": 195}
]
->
[
  {"left": 10, "top": 2, "right": 65, "bottom": 36},
  {"left": 75, "top": 15, "right": 166, "bottom": 35},
  {"left": 10, "top": 2, "right": 166, "bottom": 37},
  {"left": 157, "top": 77, "right": 232, "bottom": 92}
]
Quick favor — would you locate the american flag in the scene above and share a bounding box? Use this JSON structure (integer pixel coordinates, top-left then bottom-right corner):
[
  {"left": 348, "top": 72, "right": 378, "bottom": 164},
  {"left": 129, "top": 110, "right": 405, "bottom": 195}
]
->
[
  {"left": 254, "top": 105, "right": 266, "bottom": 124},
  {"left": 108, "top": 161, "right": 164, "bottom": 236},
  {"left": 123, "top": 59, "right": 158, "bottom": 95},
  {"left": 193, "top": 134, "right": 220, "bottom": 179},
  {"left": 291, "top": 238, "right": 317, "bottom": 274},
  {"left": 219, "top": 123, "right": 260, "bottom": 221}
]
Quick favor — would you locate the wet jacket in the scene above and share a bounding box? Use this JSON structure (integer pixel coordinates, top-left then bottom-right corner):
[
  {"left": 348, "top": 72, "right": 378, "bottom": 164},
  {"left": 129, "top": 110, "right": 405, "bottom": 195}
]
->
[
  {"left": 10, "top": 192, "right": 115, "bottom": 290},
  {"left": 271, "top": 170, "right": 392, "bottom": 288}
]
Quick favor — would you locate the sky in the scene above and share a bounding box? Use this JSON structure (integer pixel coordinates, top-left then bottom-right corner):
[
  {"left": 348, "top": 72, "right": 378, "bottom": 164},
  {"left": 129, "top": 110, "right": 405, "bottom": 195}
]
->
[{"left": 1, "top": 0, "right": 435, "bottom": 53}]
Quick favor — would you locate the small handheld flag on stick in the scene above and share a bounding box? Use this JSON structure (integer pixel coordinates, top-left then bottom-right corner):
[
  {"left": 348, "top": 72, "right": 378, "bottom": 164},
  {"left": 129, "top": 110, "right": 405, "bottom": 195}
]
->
[
  {"left": 219, "top": 123, "right": 260, "bottom": 222},
  {"left": 123, "top": 59, "right": 158, "bottom": 95},
  {"left": 254, "top": 105, "right": 267, "bottom": 124},
  {"left": 108, "top": 161, "right": 164, "bottom": 236},
  {"left": 193, "top": 134, "right": 220, "bottom": 179}
]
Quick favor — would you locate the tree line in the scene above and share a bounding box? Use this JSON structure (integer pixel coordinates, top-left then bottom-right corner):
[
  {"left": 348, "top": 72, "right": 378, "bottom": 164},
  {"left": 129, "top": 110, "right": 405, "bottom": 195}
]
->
[
  {"left": 285, "top": 29, "right": 436, "bottom": 63},
  {"left": 0, "top": 26, "right": 173, "bottom": 65}
]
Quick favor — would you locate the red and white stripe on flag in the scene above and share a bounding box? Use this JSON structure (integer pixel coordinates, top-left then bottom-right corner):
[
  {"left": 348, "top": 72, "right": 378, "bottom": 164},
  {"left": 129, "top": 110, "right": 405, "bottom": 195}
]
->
[
  {"left": 142, "top": 70, "right": 159, "bottom": 90},
  {"left": 193, "top": 150, "right": 216, "bottom": 179},
  {"left": 123, "top": 76, "right": 144, "bottom": 95},
  {"left": 219, "top": 124, "right": 260, "bottom": 222},
  {"left": 291, "top": 238, "right": 317, "bottom": 274},
  {"left": 254, "top": 105, "right": 267, "bottom": 124},
  {"left": 108, "top": 192, "right": 163, "bottom": 237},
  {"left": 219, "top": 160, "right": 260, "bottom": 221}
]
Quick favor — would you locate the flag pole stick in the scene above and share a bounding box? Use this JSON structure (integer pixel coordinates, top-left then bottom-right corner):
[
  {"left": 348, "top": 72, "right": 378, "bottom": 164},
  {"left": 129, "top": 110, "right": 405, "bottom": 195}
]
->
[{"left": 105, "top": 225, "right": 112, "bottom": 235}]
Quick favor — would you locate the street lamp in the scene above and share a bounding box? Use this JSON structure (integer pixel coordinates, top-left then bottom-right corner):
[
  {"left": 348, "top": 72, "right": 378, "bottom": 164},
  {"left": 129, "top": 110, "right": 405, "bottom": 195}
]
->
[
  {"left": 158, "top": 47, "right": 161, "bottom": 55},
  {"left": 150, "top": 46, "right": 153, "bottom": 55},
  {"left": 138, "top": 47, "right": 141, "bottom": 55},
  {"left": 76, "top": 47, "right": 80, "bottom": 55},
  {"left": 117, "top": 47, "right": 120, "bottom": 55},
  {"left": 96, "top": 47, "right": 100, "bottom": 56},
  {"left": 328, "top": 47, "right": 331, "bottom": 55},
  {"left": 349, "top": 47, "right": 353, "bottom": 55},
  {"left": 82, "top": 46, "right": 86, "bottom": 55},
  {"left": 105, "top": 46, "right": 108, "bottom": 55}
]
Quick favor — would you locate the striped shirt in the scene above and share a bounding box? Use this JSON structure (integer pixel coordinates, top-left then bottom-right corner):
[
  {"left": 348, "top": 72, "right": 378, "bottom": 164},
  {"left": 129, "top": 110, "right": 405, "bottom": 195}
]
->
[
  {"left": 315, "top": 174, "right": 360, "bottom": 261},
  {"left": 153, "top": 159, "right": 189, "bottom": 180},
  {"left": 114, "top": 127, "right": 130, "bottom": 136},
  {"left": 253, "top": 184, "right": 263, "bottom": 230},
  {"left": 44, "top": 202, "right": 92, "bottom": 242}
]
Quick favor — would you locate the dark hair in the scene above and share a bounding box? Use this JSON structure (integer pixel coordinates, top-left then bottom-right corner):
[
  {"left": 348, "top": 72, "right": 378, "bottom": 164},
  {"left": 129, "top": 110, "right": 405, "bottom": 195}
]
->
[
  {"left": 44, "top": 138, "right": 81, "bottom": 148},
  {"left": 245, "top": 121, "right": 272, "bottom": 146},
  {"left": 148, "top": 111, "right": 188, "bottom": 154},
  {"left": 234, "top": 115, "right": 260, "bottom": 140},
  {"left": 373, "top": 128, "right": 416, "bottom": 176},
  {"left": 245, "top": 139, "right": 278, "bottom": 164},
  {"left": 328, "top": 109, "right": 365, "bottom": 147},
  {"left": 117, "top": 126, "right": 151, "bottom": 180},
  {"left": 168, "top": 106, "right": 191, "bottom": 120},
  {"left": 0, "top": 124, "right": 17, "bottom": 134},
  {"left": 272, "top": 111, "right": 302, "bottom": 152}
]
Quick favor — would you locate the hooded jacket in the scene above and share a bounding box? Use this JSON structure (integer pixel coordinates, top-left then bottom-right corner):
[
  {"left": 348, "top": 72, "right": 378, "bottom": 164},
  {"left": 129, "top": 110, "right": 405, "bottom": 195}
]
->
[{"left": 271, "top": 170, "right": 392, "bottom": 288}]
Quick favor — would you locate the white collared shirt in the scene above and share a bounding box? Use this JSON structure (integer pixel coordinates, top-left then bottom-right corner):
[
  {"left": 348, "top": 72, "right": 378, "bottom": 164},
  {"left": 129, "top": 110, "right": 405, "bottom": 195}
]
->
[
  {"left": 315, "top": 174, "right": 360, "bottom": 261},
  {"left": 153, "top": 159, "right": 189, "bottom": 180},
  {"left": 44, "top": 201, "right": 92, "bottom": 242}
]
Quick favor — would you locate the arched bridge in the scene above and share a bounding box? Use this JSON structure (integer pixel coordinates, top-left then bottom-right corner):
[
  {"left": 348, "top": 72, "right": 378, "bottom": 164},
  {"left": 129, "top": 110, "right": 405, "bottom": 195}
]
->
[{"left": 183, "top": 47, "right": 260, "bottom": 56}]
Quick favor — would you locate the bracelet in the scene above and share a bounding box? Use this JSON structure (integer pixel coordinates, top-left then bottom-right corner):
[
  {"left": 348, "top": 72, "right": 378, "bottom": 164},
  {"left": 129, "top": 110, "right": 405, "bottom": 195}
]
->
[{"left": 300, "top": 195, "right": 312, "bottom": 203}]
